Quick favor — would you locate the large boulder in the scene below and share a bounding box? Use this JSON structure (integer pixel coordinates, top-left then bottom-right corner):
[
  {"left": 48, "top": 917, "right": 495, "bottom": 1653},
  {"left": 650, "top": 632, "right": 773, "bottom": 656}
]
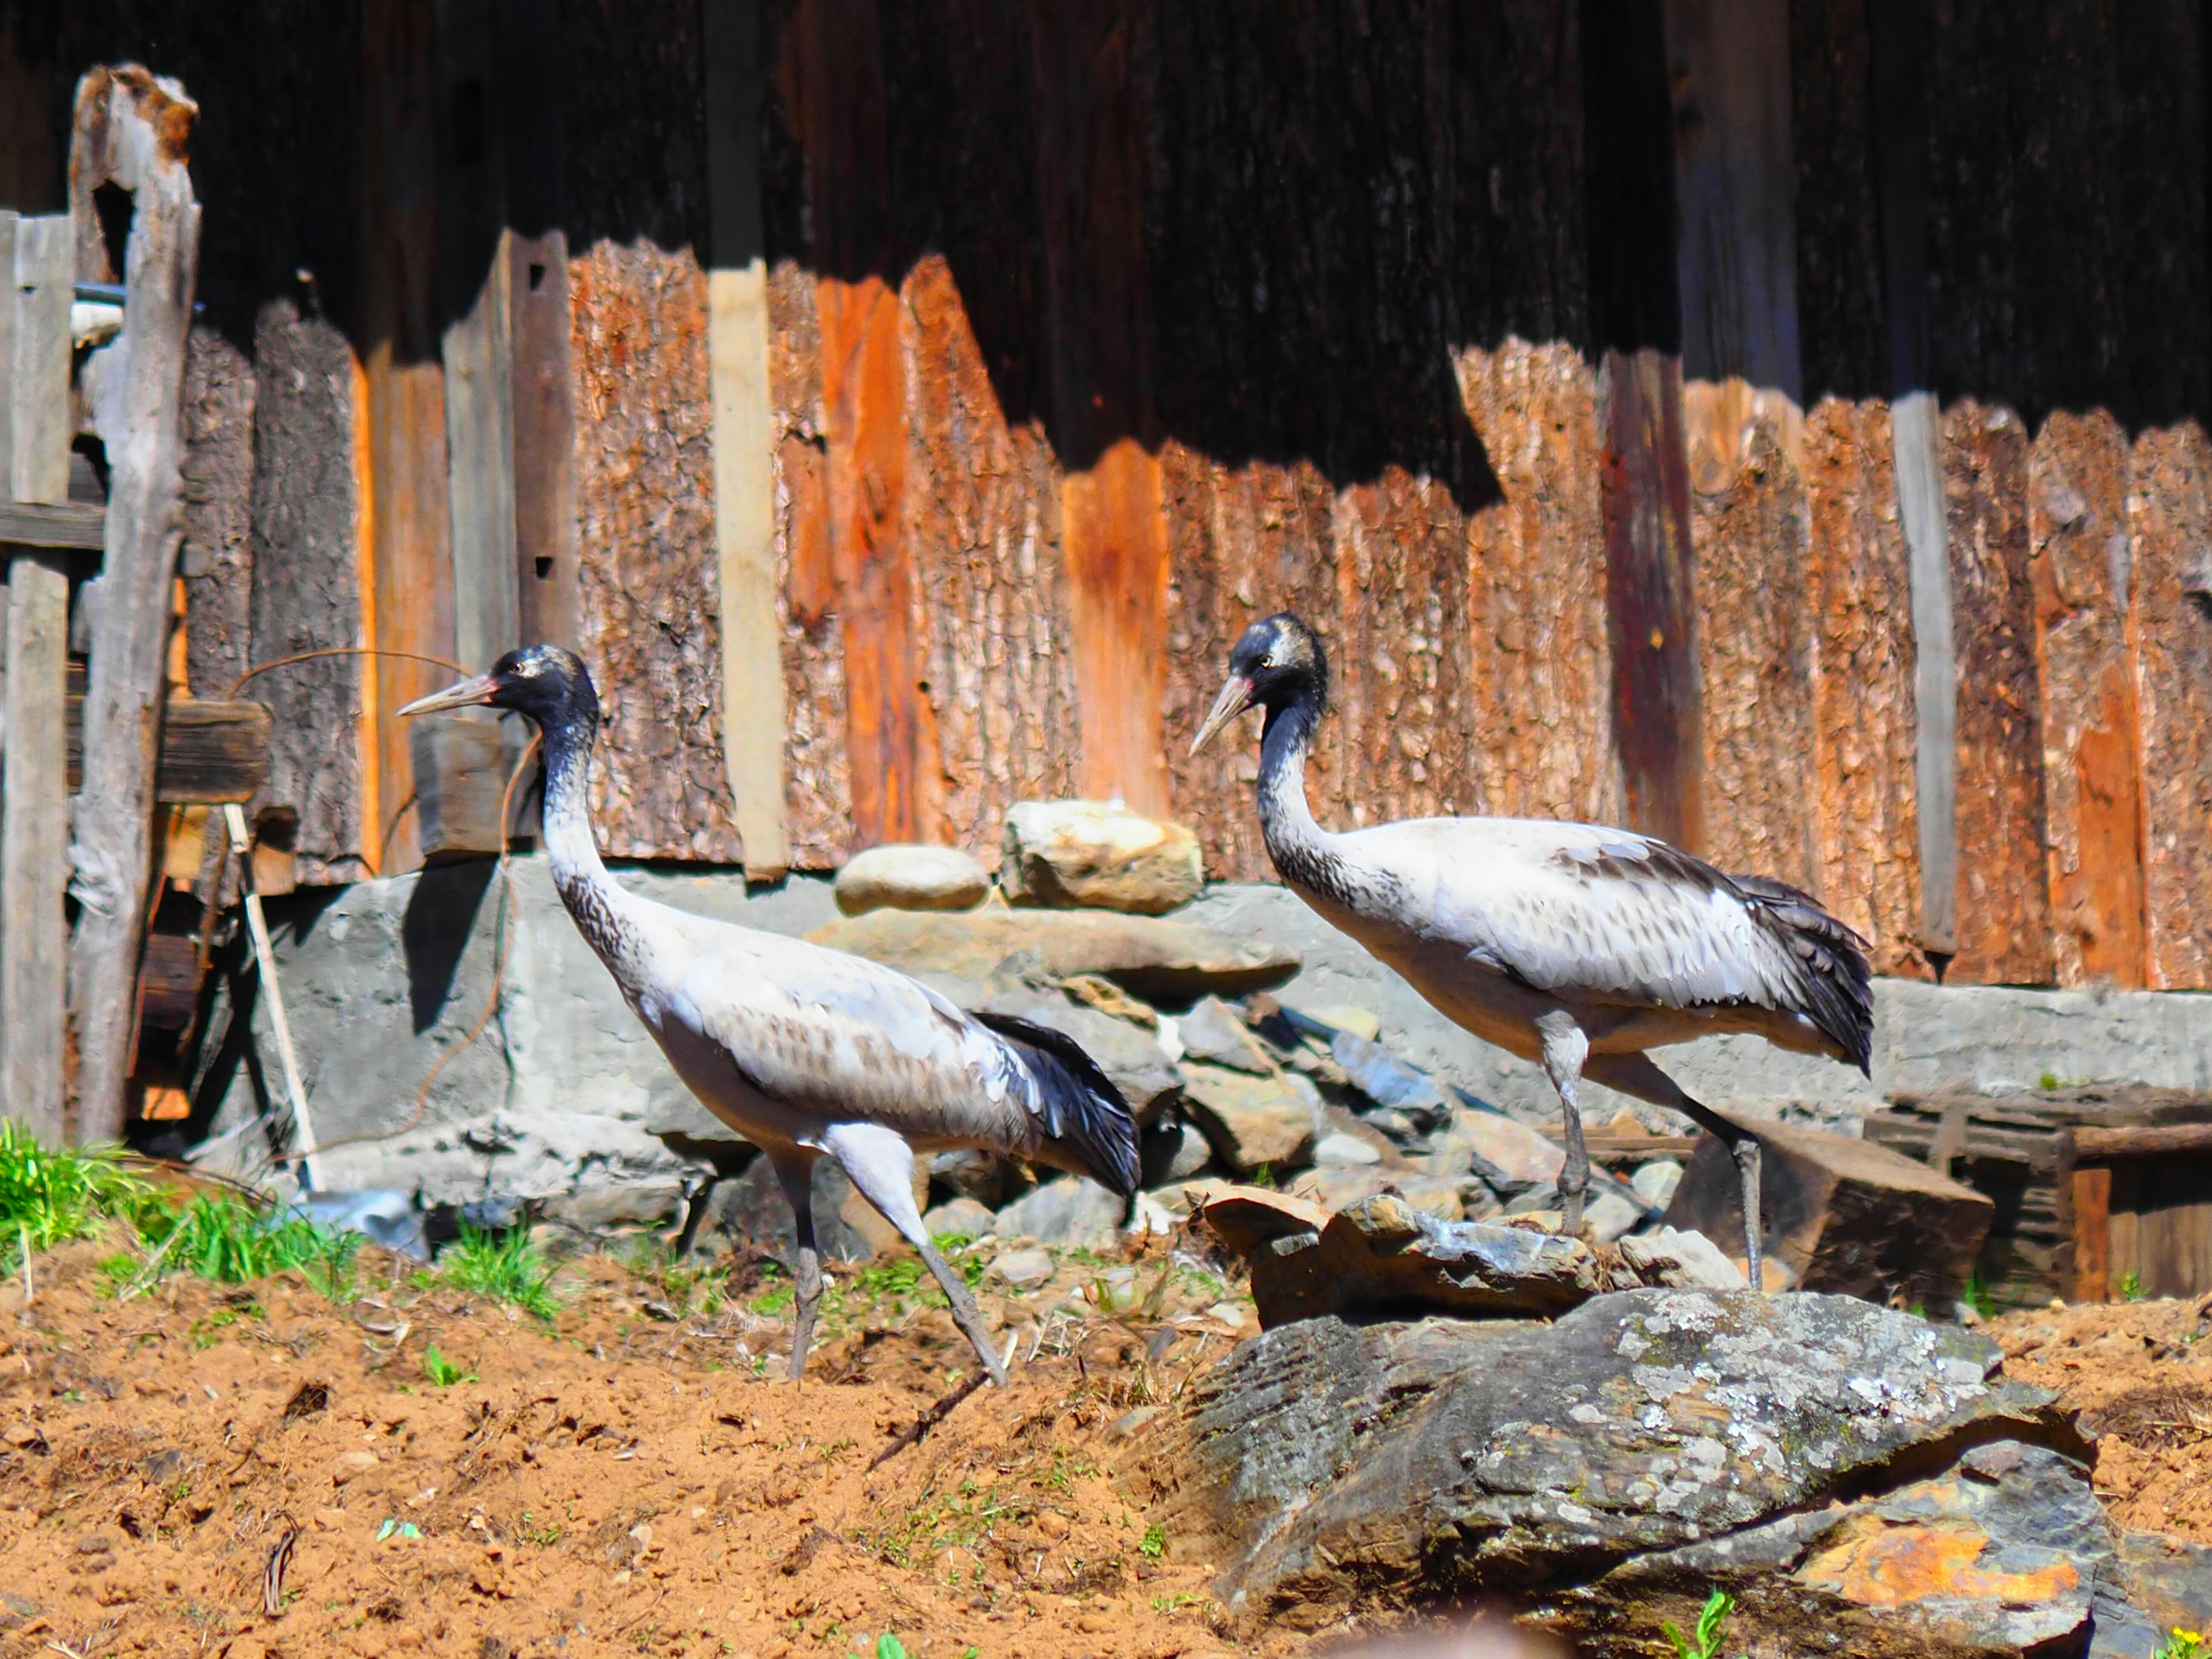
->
[
  {"left": 1161, "top": 1289, "right": 2086, "bottom": 1651},
  {"left": 993, "top": 1175, "right": 1124, "bottom": 1246},
  {"left": 805, "top": 907, "right": 1298, "bottom": 1002},
  {"left": 833, "top": 844, "right": 990, "bottom": 915},
  {"left": 999, "top": 800, "right": 1203, "bottom": 914}
]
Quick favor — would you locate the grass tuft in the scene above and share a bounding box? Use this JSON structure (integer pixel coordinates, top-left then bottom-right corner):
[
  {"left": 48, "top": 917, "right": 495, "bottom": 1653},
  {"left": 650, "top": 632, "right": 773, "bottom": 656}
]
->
[
  {"left": 438, "top": 1223, "right": 560, "bottom": 1319},
  {"left": 140, "top": 1195, "right": 362, "bottom": 1293},
  {"left": 0, "top": 1123, "right": 166, "bottom": 1267}
]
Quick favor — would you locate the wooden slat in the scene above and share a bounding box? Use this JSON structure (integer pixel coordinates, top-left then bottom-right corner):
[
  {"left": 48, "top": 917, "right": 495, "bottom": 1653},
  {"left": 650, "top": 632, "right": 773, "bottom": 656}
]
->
[
  {"left": 507, "top": 228, "right": 579, "bottom": 650},
  {"left": 62, "top": 696, "right": 270, "bottom": 802},
  {"left": 1, "top": 554, "right": 69, "bottom": 1142},
  {"left": 0, "top": 499, "right": 104, "bottom": 550},
  {"left": 703, "top": 0, "right": 786, "bottom": 878},
  {"left": 9, "top": 212, "right": 71, "bottom": 505},
  {"left": 136, "top": 933, "right": 200, "bottom": 1028},
  {"left": 2075, "top": 1123, "right": 2212, "bottom": 1161},
  {"left": 65, "top": 67, "right": 203, "bottom": 1142},
  {"left": 2068, "top": 1164, "right": 2108, "bottom": 1300}
]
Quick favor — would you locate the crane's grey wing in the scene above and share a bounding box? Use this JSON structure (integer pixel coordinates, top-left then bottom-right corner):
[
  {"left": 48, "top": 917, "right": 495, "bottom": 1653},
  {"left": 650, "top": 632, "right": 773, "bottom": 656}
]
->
[{"left": 1345, "top": 820, "right": 1813, "bottom": 1013}]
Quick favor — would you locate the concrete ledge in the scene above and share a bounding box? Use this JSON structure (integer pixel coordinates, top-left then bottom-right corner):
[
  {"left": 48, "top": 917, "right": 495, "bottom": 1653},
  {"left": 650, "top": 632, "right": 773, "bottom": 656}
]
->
[{"left": 194, "top": 858, "right": 2212, "bottom": 1210}]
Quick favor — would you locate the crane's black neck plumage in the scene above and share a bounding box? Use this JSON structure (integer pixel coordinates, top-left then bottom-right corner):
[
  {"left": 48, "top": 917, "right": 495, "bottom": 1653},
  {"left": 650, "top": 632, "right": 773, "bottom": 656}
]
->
[{"left": 513, "top": 661, "right": 634, "bottom": 967}]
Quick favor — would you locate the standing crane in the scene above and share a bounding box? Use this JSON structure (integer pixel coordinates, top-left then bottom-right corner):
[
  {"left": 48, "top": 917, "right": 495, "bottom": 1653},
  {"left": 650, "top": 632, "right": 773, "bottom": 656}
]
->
[
  {"left": 402, "top": 646, "right": 1138, "bottom": 1382},
  {"left": 1190, "top": 614, "right": 1873, "bottom": 1285}
]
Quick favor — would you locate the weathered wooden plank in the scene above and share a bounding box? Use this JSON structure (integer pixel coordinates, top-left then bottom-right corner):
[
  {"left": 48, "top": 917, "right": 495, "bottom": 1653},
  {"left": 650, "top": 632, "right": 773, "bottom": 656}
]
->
[
  {"left": 1941, "top": 400, "right": 2052, "bottom": 985},
  {"left": 1457, "top": 342, "right": 1618, "bottom": 827},
  {"left": 1664, "top": 0, "right": 1801, "bottom": 400},
  {"left": 440, "top": 230, "right": 520, "bottom": 676},
  {"left": 704, "top": 0, "right": 786, "bottom": 878},
  {"left": 2126, "top": 422, "right": 2212, "bottom": 989},
  {"left": 9, "top": 213, "right": 72, "bottom": 505},
  {"left": 65, "top": 696, "right": 270, "bottom": 802},
  {"left": 2069, "top": 1164, "right": 2109, "bottom": 1301},
  {"left": 0, "top": 501, "right": 104, "bottom": 550},
  {"left": 1, "top": 554, "right": 70, "bottom": 1143},
  {"left": 2075, "top": 1124, "right": 2212, "bottom": 1161},
  {"left": 0, "top": 212, "right": 13, "bottom": 478},
  {"left": 177, "top": 327, "right": 255, "bottom": 699},
  {"left": 569, "top": 240, "right": 743, "bottom": 862},
  {"left": 2029, "top": 410, "right": 2146, "bottom": 987},
  {"left": 1800, "top": 397, "right": 1925, "bottom": 976},
  {"left": 1599, "top": 349, "right": 1705, "bottom": 853},
  {"left": 66, "top": 66, "right": 204, "bottom": 1142},
  {"left": 508, "top": 229, "right": 579, "bottom": 651},
  {"left": 1685, "top": 384, "right": 1815, "bottom": 888},
  {"left": 899, "top": 255, "right": 1081, "bottom": 854},
  {"left": 248, "top": 298, "right": 371, "bottom": 887},
  {"left": 1895, "top": 392, "right": 1956, "bottom": 955}
]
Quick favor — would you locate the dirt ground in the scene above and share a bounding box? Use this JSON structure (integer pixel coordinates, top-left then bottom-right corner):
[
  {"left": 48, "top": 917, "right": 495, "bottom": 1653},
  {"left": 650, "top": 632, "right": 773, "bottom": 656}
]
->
[
  {"left": 1990, "top": 1290, "right": 2212, "bottom": 1546},
  {"left": 0, "top": 1230, "right": 1306, "bottom": 1659}
]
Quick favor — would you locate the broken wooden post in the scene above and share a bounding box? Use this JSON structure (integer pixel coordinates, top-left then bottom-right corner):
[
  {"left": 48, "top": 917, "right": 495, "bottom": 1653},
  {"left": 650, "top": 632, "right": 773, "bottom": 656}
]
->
[
  {"left": 65, "top": 66, "right": 203, "bottom": 1143},
  {"left": 1, "top": 207, "right": 76, "bottom": 1144}
]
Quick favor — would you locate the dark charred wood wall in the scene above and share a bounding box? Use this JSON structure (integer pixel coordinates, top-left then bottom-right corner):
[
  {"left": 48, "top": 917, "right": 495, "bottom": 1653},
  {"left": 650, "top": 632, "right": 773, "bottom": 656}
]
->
[{"left": 11, "top": 0, "right": 2212, "bottom": 995}]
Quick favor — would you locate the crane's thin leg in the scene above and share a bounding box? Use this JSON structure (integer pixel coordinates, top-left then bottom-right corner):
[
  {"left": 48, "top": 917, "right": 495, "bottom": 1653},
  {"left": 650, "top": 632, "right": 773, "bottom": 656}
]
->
[
  {"left": 1536, "top": 1012, "right": 1592, "bottom": 1237},
  {"left": 1585, "top": 1051, "right": 1765, "bottom": 1290},
  {"left": 824, "top": 1123, "right": 1009, "bottom": 1387},
  {"left": 769, "top": 1150, "right": 823, "bottom": 1380}
]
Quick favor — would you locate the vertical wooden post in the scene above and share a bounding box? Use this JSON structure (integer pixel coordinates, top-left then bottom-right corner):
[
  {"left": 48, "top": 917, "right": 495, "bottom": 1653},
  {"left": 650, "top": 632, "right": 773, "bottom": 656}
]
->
[
  {"left": 9, "top": 213, "right": 73, "bottom": 505},
  {"left": 65, "top": 68, "right": 203, "bottom": 1142},
  {"left": 1033, "top": 0, "right": 1171, "bottom": 819},
  {"left": 704, "top": 0, "right": 790, "bottom": 878},
  {"left": 1, "top": 552, "right": 69, "bottom": 1143},
  {"left": 1868, "top": 0, "right": 1957, "bottom": 959}
]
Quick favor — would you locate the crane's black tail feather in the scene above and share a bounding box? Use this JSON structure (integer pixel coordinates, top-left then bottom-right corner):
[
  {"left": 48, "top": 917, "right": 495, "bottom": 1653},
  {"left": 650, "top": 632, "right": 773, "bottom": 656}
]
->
[
  {"left": 1732, "top": 874, "right": 1876, "bottom": 1075},
  {"left": 971, "top": 1010, "right": 1142, "bottom": 1196}
]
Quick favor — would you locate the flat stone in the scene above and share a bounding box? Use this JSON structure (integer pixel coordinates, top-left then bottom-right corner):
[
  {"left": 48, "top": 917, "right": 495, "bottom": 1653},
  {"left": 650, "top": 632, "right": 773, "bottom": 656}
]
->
[
  {"left": 806, "top": 907, "right": 1298, "bottom": 1003},
  {"left": 1192, "top": 1185, "right": 1331, "bottom": 1258},
  {"left": 1262, "top": 1195, "right": 1604, "bottom": 1326},
  {"left": 833, "top": 843, "right": 990, "bottom": 915},
  {"left": 1431, "top": 1108, "right": 1566, "bottom": 1188},
  {"left": 1329, "top": 1031, "right": 1452, "bottom": 1132},
  {"left": 988, "top": 1248, "right": 1054, "bottom": 1288},
  {"left": 1630, "top": 1158, "right": 1684, "bottom": 1210},
  {"left": 1141, "top": 1119, "right": 1214, "bottom": 1187},
  {"left": 1313, "top": 1131, "right": 1382, "bottom": 1168},
  {"left": 1612, "top": 1226, "right": 1747, "bottom": 1291},
  {"left": 1179, "top": 996, "right": 1276, "bottom": 1074},
  {"left": 999, "top": 800, "right": 1204, "bottom": 915},
  {"left": 1293, "top": 1002, "right": 1381, "bottom": 1042},
  {"left": 1168, "top": 1290, "right": 2073, "bottom": 1621},
  {"left": 1181, "top": 1062, "right": 1324, "bottom": 1173},
  {"left": 1285, "top": 1167, "right": 1465, "bottom": 1221},
  {"left": 921, "top": 1196, "right": 997, "bottom": 1241},
  {"left": 1586, "top": 1189, "right": 1644, "bottom": 1245},
  {"left": 982, "top": 987, "right": 1183, "bottom": 1126},
  {"left": 993, "top": 1176, "right": 1125, "bottom": 1247},
  {"left": 2109, "top": 1528, "right": 2212, "bottom": 1655}
]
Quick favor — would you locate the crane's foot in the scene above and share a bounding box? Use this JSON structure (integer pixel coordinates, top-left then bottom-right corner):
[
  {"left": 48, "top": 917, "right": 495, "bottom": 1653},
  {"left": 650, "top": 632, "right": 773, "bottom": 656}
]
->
[{"left": 922, "top": 1240, "right": 1009, "bottom": 1387}]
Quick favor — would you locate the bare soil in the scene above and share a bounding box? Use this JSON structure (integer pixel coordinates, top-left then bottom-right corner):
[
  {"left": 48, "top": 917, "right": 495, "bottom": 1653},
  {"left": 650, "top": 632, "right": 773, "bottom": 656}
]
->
[
  {"left": 1991, "top": 1291, "right": 2212, "bottom": 1545},
  {"left": 0, "top": 1232, "right": 1290, "bottom": 1659}
]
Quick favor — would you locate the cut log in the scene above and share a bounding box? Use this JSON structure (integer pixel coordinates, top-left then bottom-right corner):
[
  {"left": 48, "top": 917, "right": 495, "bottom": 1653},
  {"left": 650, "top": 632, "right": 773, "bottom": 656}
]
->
[
  {"left": 63, "top": 690, "right": 270, "bottom": 801},
  {"left": 1662, "top": 1115, "right": 1993, "bottom": 1306},
  {"left": 64, "top": 65, "right": 204, "bottom": 1141},
  {"left": 0, "top": 499, "right": 103, "bottom": 550}
]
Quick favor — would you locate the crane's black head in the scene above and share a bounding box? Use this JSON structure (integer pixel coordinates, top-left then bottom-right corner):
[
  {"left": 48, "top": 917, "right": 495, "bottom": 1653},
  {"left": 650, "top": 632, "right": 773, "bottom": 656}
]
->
[
  {"left": 397, "top": 644, "right": 600, "bottom": 736},
  {"left": 1190, "top": 612, "right": 1328, "bottom": 755}
]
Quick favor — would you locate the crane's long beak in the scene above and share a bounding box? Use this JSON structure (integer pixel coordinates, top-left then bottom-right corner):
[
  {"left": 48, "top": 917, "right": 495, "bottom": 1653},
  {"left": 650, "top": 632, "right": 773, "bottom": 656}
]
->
[
  {"left": 398, "top": 673, "right": 501, "bottom": 717},
  {"left": 1190, "top": 674, "right": 1255, "bottom": 756}
]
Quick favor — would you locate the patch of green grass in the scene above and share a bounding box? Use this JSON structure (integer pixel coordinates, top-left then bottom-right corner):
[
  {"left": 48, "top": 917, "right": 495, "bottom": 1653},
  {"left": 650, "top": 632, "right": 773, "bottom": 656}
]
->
[
  {"left": 1661, "top": 1589, "right": 1742, "bottom": 1659},
  {"left": 1139, "top": 1522, "right": 1166, "bottom": 1559},
  {"left": 138, "top": 1195, "right": 360, "bottom": 1291},
  {"left": 0, "top": 1123, "right": 168, "bottom": 1269},
  {"left": 421, "top": 1345, "right": 475, "bottom": 1387},
  {"left": 437, "top": 1223, "right": 560, "bottom": 1319},
  {"left": 1963, "top": 1268, "right": 1997, "bottom": 1321},
  {"left": 2040, "top": 1071, "right": 2066, "bottom": 1092},
  {"left": 875, "top": 1637, "right": 909, "bottom": 1659},
  {"left": 2122, "top": 1269, "right": 2147, "bottom": 1303}
]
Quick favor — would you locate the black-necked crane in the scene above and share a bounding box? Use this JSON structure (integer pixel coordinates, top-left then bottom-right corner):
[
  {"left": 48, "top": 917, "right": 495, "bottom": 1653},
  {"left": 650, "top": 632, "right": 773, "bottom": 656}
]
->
[
  {"left": 402, "top": 646, "right": 1138, "bottom": 1382},
  {"left": 1190, "top": 614, "right": 1873, "bottom": 1285}
]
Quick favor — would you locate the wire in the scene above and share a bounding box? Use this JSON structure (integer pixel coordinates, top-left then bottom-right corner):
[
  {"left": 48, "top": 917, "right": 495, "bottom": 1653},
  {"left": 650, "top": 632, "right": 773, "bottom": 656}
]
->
[{"left": 221, "top": 646, "right": 470, "bottom": 701}]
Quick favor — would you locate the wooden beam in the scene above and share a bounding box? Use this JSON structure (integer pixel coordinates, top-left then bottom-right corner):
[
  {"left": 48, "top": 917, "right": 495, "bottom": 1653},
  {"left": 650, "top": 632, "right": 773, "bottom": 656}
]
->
[
  {"left": 0, "top": 500, "right": 104, "bottom": 550},
  {"left": 7, "top": 213, "right": 72, "bottom": 505},
  {"left": 1, "top": 552, "right": 70, "bottom": 1144},
  {"left": 63, "top": 694, "right": 270, "bottom": 802},
  {"left": 2069, "top": 1163, "right": 2111, "bottom": 1301},
  {"left": 2074, "top": 1122, "right": 2212, "bottom": 1161},
  {"left": 704, "top": 0, "right": 789, "bottom": 878},
  {"left": 65, "top": 66, "right": 204, "bottom": 1143},
  {"left": 507, "top": 229, "right": 578, "bottom": 651}
]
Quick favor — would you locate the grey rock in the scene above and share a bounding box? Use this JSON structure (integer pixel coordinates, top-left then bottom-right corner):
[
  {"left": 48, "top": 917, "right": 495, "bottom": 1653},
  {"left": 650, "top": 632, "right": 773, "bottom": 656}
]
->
[
  {"left": 1585, "top": 1189, "right": 1644, "bottom": 1245},
  {"left": 834, "top": 843, "right": 989, "bottom": 915},
  {"left": 1630, "top": 1158, "right": 1685, "bottom": 1210},
  {"left": 1501, "top": 1181, "right": 1562, "bottom": 1217},
  {"left": 1613, "top": 1226, "right": 1747, "bottom": 1291},
  {"left": 1179, "top": 996, "right": 1275, "bottom": 1074},
  {"left": 982, "top": 987, "right": 1183, "bottom": 1125},
  {"left": 1331, "top": 1031, "right": 1450, "bottom": 1130},
  {"left": 2105, "top": 1528, "right": 2212, "bottom": 1656},
  {"left": 988, "top": 1247, "right": 1055, "bottom": 1288},
  {"left": 710, "top": 1156, "right": 881, "bottom": 1266},
  {"left": 920, "top": 1196, "right": 997, "bottom": 1240},
  {"left": 1142, "top": 1119, "right": 1214, "bottom": 1187},
  {"left": 1173, "top": 1290, "right": 2072, "bottom": 1620},
  {"left": 1314, "top": 1131, "right": 1383, "bottom": 1168},
  {"left": 999, "top": 800, "right": 1203, "bottom": 915},
  {"left": 1183, "top": 1062, "right": 1324, "bottom": 1174},
  {"left": 929, "top": 1147, "right": 1015, "bottom": 1208},
  {"left": 994, "top": 1176, "right": 1124, "bottom": 1246},
  {"left": 1354, "top": 1107, "right": 1424, "bottom": 1147}
]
